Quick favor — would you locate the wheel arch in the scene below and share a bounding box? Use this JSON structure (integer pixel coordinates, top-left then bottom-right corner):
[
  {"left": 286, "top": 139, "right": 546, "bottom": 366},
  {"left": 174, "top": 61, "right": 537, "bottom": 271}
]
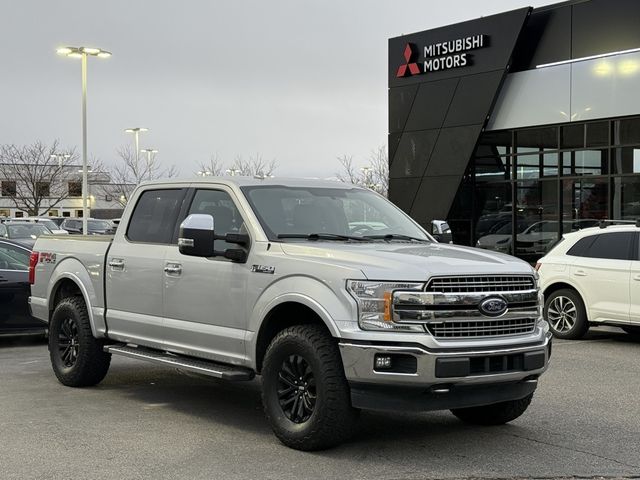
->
[
  {"left": 253, "top": 299, "right": 335, "bottom": 374},
  {"left": 48, "top": 263, "right": 104, "bottom": 337}
]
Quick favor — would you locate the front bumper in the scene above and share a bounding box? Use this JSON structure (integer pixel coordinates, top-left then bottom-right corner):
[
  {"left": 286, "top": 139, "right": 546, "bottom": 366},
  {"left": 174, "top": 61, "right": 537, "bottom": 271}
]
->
[{"left": 339, "top": 332, "right": 551, "bottom": 387}]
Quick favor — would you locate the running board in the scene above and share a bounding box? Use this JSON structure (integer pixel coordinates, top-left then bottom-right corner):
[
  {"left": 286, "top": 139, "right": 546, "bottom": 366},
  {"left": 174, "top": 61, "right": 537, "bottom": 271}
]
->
[{"left": 104, "top": 345, "right": 255, "bottom": 381}]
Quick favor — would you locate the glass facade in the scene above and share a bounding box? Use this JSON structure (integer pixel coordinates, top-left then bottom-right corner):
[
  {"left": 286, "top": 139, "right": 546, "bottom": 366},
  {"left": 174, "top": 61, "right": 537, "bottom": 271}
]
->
[{"left": 448, "top": 117, "right": 640, "bottom": 262}]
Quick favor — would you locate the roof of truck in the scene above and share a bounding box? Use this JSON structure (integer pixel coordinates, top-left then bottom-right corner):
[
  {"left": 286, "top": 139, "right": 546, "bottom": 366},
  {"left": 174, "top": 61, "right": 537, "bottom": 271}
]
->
[{"left": 140, "top": 176, "right": 364, "bottom": 189}]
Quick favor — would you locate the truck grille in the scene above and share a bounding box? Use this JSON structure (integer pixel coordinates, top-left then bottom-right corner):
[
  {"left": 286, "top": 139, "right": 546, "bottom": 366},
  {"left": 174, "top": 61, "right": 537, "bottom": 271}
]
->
[
  {"left": 426, "top": 275, "right": 535, "bottom": 293},
  {"left": 427, "top": 317, "right": 537, "bottom": 338}
]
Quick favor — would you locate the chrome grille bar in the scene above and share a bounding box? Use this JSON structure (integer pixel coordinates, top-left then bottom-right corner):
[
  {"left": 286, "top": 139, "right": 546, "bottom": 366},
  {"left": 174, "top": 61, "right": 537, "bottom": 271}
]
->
[{"left": 427, "top": 276, "right": 535, "bottom": 293}]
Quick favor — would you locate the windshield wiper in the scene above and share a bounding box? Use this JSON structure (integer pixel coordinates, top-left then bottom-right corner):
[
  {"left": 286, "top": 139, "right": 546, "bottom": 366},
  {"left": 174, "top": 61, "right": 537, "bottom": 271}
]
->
[
  {"left": 277, "top": 233, "right": 371, "bottom": 242},
  {"left": 362, "top": 234, "right": 430, "bottom": 243}
]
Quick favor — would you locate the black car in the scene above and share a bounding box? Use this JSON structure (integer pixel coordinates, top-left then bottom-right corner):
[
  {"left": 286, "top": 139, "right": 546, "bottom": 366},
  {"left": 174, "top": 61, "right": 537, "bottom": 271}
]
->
[
  {"left": 60, "top": 218, "right": 115, "bottom": 235},
  {"left": 0, "top": 239, "right": 47, "bottom": 335}
]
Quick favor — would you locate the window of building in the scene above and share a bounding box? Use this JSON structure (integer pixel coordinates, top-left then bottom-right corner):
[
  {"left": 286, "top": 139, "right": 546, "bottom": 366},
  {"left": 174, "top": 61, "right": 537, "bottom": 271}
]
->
[
  {"left": 62, "top": 211, "right": 71, "bottom": 217},
  {"left": 515, "top": 127, "right": 558, "bottom": 153},
  {"left": 126, "top": 189, "right": 184, "bottom": 244},
  {"left": 612, "top": 176, "right": 640, "bottom": 220},
  {"left": 614, "top": 118, "right": 640, "bottom": 145},
  {"left": 562, "top": 150, "right": 609, "bottom": 176},
  {"left": 36, "top": 182, "right": 50, "bottom": 197},
  {"left": 68, "top": 182, "right": 82, "bottom": 197},
  {"left": 1, "top": 181, "right": 16, "bottom": 196},
  {"left": 14, "top": 211, "right": 24, "bottom": 218}
]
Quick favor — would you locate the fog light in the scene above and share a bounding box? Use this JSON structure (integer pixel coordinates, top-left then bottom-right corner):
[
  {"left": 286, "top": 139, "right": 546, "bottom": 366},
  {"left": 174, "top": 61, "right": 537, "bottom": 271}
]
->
[{"left": 374, "top": 355, "right": 392, "bottom": 370}]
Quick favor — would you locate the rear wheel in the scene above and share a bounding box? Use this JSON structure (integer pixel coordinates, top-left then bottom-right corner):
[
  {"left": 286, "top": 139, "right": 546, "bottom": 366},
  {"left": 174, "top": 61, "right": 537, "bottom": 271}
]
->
[
  {"left": 49, "top": 297, "right": 111, "bottom": 387},
  {"left": 451, "top": 393, "right": 534, "bottom": 425},
  {"left": 544, "top": 289, "right": 589, "bottom": 339},
  {"left": 261, "top": 325, "right": 358, "bottom": 451}
]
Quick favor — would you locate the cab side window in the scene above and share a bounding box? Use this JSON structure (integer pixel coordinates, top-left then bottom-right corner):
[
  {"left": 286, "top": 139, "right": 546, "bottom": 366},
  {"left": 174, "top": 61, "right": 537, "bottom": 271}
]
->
[
  {"left": 187, "top": 189, "right": 245, "bottom": 250},
  {"left": 126, "top": 189, "right": 185, "bottom": 244}
]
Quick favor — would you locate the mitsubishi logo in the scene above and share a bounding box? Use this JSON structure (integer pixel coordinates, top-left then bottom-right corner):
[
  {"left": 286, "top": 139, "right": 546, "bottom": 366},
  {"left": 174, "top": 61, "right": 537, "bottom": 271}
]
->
[{"left": 396, "top": 43, "right": 421, "bottom": 77}]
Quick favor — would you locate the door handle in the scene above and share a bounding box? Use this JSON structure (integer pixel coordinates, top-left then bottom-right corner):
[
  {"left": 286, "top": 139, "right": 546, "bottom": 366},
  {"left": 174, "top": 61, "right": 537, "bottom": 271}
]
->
[
  {"left": 164, "top": 264, "right": 182, "bottom": 275},
  {"left": 573, "top": 269, "right": 587, "bottom": 277},
  {"left": 633, "top": 274, "right": 640, "bottom": 281},
  {"left": 108, "top": 258, "right": 125, "bottom": 270}
]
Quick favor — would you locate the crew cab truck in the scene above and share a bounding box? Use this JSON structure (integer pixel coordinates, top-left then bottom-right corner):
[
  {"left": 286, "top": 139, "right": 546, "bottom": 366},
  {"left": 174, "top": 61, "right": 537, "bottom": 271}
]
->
[{"left": 30, "top": 178, "right": 551, "bottom": 450}]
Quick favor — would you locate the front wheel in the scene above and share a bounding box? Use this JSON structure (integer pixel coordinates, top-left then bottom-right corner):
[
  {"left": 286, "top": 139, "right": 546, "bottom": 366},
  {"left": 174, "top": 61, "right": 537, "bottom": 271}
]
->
[
  {"left": 49, "top": 297, "right": 111, "bottom": 387},
  {"left": 261, "top": 325, "right": 358, "bottom": 451},
  {"left": 451, "top": 393, "right": 534, "bottom": 425}
]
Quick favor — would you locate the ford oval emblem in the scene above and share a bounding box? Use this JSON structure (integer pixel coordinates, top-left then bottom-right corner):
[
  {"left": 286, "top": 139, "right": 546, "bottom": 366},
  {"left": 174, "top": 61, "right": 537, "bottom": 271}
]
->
[{"left": 479, "top": 297, "right": 508, "bottom": 317}]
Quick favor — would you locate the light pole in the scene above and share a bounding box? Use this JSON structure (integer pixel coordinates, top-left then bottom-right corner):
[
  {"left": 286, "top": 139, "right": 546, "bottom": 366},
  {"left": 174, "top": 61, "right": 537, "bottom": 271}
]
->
[
  {"left": 125, "top": 127, "right": 148, "bottom": 172},
  {"left": 140, "top": 148, "right": 158, "bottom": 180},
  {"left": 57, "top": 46, "right": 111, "bottom": 234}
]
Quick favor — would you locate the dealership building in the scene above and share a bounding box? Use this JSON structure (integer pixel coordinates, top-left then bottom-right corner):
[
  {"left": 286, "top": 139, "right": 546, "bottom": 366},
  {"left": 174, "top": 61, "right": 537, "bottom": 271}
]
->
[{"left": 388, "top": 0, "right": 640, "bottom": 260}]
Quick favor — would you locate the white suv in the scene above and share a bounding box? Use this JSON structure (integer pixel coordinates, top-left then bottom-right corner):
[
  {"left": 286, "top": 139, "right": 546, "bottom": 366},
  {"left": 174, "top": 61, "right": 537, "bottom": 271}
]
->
[{"left": 537, "top": 224, "right": 640, "bottom": 339}]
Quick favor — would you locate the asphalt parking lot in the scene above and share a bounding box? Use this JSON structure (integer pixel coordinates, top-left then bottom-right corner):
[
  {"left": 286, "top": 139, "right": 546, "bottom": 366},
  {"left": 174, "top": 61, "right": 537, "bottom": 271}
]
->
[{"left": 1, "top": 329, "right": 639, "bottom": 480}]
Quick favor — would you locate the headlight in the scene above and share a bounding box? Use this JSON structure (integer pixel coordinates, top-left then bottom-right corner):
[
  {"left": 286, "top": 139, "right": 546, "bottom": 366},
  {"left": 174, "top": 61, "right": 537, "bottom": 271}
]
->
[{"left": 346, "top": 280, "right": 425, "bottom": 332}]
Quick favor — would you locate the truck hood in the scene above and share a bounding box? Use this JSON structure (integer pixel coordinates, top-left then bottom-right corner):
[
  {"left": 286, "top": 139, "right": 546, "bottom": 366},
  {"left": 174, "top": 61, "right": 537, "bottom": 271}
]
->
[{"left": 279, "top": 241, "right": 534, "bottom": 281}]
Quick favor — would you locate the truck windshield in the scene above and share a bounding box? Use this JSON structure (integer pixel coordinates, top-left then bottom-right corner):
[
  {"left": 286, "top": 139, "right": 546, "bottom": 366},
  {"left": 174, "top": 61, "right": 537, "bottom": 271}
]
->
[{"left": 240, "top": 185, "right": 432, "bottom": 242}]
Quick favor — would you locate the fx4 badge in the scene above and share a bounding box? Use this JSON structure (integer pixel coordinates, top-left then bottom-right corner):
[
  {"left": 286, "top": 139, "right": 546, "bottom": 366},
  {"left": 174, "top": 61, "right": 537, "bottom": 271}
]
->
[{"left": 251, "top": 265, "right": 275, "bottom": 274}]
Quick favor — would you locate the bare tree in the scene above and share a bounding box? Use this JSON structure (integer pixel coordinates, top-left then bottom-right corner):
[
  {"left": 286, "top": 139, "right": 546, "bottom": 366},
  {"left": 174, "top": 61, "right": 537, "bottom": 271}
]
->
[
  {"left": 0, "top": 140, "right": 78, "bottom": 216},
  {"left": 228, "top": 153, "right": 277, "bottom": 177},
  {"left": 101, "top": 144, "right": 178, "bottom": 206},
  {"left": 335, "top": 145, "right": 389, "bottom": 197},
  {"left": 196, "top": 154, "right": 224, "bottom": 177}
]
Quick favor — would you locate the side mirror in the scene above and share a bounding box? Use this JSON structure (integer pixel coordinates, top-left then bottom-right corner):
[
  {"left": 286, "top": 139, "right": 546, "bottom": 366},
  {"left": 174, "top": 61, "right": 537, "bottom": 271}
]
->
[{"left": 179, "top": 214, "right": 215, "bottom": 257}]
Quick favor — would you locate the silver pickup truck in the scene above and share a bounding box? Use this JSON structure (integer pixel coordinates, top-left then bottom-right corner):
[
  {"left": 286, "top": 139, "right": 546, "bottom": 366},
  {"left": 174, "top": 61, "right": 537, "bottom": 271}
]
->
[{"left": 30, "top": 177, "right": 551, "bottom": 450}]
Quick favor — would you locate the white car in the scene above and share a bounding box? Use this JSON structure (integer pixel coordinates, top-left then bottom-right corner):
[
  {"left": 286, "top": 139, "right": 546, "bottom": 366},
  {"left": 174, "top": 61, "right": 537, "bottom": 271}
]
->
[
  {"left": 10, "top": 218, "right": 68, "bottom": 235},
  {"left": 537, "top": 223, "right": 640, "bottom": 339}
]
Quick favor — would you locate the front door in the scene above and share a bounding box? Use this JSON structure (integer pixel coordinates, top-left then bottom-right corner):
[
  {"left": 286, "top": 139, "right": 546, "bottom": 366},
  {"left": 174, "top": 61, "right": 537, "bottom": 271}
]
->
[
  {"left": 163, "top": 187, "right": 250, "bottom": 364},
  {"left": 105, "top": 188, "right": 186, "bottom": 349}
]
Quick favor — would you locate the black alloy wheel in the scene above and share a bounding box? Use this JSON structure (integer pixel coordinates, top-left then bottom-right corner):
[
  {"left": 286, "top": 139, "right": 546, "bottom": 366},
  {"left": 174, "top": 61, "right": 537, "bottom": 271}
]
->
[
  {"left": 277, "top": 354, "right": 316, "bottom": 423},
  {"left": 57, "top": 317, "right": 80, "bottom": 368}
]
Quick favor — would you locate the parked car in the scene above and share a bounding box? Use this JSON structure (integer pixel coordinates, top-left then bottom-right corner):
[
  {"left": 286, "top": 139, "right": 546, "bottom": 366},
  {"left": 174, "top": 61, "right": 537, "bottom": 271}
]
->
[
  {"left": 537, "top": 223, "right": 640, "bottom": 339},
  {"left": 9, "top": 218, "right": 68, "bottom": 235},
  {"left": 31, "top": 177, "right": 550, "bottom": 450},
  {"left": 0, "top": 222, "right": 52, "bottom": 240},
  {"left": 60, "top": 218, "right": 115, "bottom": 235},
  {"left": 0, "top": 239, "right": 47, "bottom": 335}
]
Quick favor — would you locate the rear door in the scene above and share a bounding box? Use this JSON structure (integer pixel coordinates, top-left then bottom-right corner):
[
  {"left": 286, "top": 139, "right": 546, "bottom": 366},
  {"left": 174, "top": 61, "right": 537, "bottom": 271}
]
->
[
  {"left": 630, "top": 233, "right": 640, "bottom": 325},
  {"left": 569, "top": 231, "right": 634, "bottom": 324},
  {"left": 105, "top": 188, "right": 186, "bottom": 349}
]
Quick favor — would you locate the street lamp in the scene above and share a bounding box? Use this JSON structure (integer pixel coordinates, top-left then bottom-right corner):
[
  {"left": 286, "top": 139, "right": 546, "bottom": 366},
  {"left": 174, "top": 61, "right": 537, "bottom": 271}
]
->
[
  {"left": 140, "top": 148, "right": 158, "bottom": 181},
  {"left": 57, "top": 45, "right": 111, "bottom": 234},
  {"left": 125, "top": 127, "right": 149, "bottom": 170},
  {"left": 50, "top": 153, "right": 71, "bottom": 168}
]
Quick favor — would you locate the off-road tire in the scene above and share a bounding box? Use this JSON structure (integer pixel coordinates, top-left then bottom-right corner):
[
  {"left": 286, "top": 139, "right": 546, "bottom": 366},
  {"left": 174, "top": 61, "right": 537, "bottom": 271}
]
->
[
  {"left": 261, "top": 325, "right": 358, "bottom": 451},
  {"left": 450, "top": 393, "right": 534, "bottom": 425},
  {"left": 49, "top": 296, "right": 111, "bottom": 387},
  {"left": 544, "top": 288, "right": 589, "bottom": 339}
]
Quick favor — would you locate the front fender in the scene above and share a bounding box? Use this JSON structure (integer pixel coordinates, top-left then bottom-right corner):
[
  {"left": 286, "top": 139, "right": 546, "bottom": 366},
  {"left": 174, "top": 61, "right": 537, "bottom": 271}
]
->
[
  {"left": 48, "top": 257, "right": 106, "bottom": 337},
  {"left": 246, "top": 275, "right": 358, "bottom": 367}
]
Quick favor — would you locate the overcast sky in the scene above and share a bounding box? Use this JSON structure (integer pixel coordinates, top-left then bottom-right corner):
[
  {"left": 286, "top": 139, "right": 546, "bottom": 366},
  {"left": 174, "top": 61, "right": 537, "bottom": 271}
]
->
[{"left": 2, "top": 0, "right": 550, "bottom": 178}]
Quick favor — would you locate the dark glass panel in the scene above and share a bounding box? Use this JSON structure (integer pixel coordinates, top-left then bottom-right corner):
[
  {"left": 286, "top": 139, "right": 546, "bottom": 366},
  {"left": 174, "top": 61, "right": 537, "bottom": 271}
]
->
[
  {"left": 514, "top": 180, "right": 559, "bottom": 261},
  {"left": 474, "top": 183, "right": 513, "bottom": 253},
  {"left": 614, "top": 118, "right": 640, "bottom": 145},
  {"left": 475, "top": 156, "right": 510, "bottom": 182},
  {"left": 585, "top": 232, "right": 635, "bottom": 260},
  {"left": 611, "top": 147, "right": 640, "bottom": 174},
  {"left": 515, "top": 127, "right": 558, "bottom": 152},
  {"left": 585, "top": 121, "right": 609, "bottom": 147},
  {"left": 612, "top": 176, "right": 640, "bottom": 221},
  {"left": 561, "top": 178, "right": 609, "bottom": 228},
  {"left": 561, "top": 149, "right": 609, "bottom": 176},
  {"left": 561, "top": 124, "right": 584, "bottom": 149}
]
